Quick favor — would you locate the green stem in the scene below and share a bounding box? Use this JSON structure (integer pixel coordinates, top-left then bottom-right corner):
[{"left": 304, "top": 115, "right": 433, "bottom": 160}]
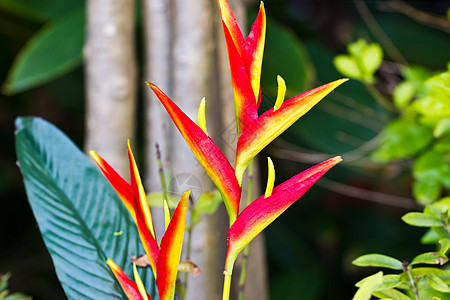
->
[
  {"left": 404, "top": 262, "right": 420, "bottom": 300},
  {"left": 365, "top": 84, "right": 396, "bottom": 112},
  {"left": 237, "top": 160, "right": 255, "bottom": 300},
  {"left": 222, "top": 274, "right": 232, "bottom": 300},
  {"left": 155, "top": 143, "right": 169, "bottom": 202}
]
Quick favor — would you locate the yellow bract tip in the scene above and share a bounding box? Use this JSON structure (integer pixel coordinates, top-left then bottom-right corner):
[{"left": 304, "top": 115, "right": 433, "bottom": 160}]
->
[
  {"left": 133, "top": 263, "right": 149, "bottom": 300},
  {"left": 264, "top": 157, "right": 275, "bottom": 198},
  {"left": 198, "top": 97, "right": 208, "bottom": 136},
  {"left": 274, "top": 75, "right": 286, "bottom": 111},
  {"left": 163, "top": 199, "right": 171, "bottom": 231}
]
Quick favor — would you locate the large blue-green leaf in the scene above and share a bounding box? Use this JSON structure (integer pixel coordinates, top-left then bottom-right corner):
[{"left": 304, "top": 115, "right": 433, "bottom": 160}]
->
[
  {"left": 15, "top": 117, "right": 156, "bottom": 299},
  {"left": 3, "top": 8, "right": 84, "bottom": 95}
]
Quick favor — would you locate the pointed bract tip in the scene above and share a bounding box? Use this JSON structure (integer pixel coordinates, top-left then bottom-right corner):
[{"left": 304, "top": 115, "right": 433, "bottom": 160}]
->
[
  {"left": 89, "top": 150, "right": 97, "bottom": 157},
  {"left": 333, "top": 156, "right": 343, "bottom": 163}
]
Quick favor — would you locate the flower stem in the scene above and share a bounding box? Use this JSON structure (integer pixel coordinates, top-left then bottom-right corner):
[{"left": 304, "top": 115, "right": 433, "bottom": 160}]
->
[
  {"left": 237, "top": 160, "right": 255, "bottom": 300},
  {"left": 222, "top": 274, "right": 232, "bottom": 300},
  {"left": 155, "top": 143, "right": 169, "bottom": 202}
]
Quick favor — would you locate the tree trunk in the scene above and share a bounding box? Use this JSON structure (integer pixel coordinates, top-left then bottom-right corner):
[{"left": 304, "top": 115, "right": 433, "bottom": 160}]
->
[
  {"left": 84, "top": 0, "right": 137, "bottom": 173},
  {"left": 142, "top": 0, "right": 268, "bottom": 299}
]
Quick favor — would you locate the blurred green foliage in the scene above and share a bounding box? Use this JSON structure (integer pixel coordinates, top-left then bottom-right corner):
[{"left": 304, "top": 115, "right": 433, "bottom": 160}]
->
[{"left": 2, "top": 0, "right": 450, "bottom": 299}]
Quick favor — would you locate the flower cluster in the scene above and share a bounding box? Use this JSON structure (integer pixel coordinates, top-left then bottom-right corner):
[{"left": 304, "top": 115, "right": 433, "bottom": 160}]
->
[{"left": 91, "top": 0, "right": 346, "bottom": 299}]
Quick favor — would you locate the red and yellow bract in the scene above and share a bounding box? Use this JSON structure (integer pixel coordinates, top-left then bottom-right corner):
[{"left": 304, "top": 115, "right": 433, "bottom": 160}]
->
[
  {"left": 91, "top": 145, "right": 189, "bottom": 300},
  {"left": 107, "top": 259, "right": 151, "bottom": 300},
  {"left": 147, "top": 83, "right": 242, "bottom": 226},
  {"left": 224, "top": 156, "right": 342, "bottom": 274}
]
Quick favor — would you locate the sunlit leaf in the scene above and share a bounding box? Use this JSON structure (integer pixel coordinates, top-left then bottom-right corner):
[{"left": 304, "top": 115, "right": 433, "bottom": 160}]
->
[
  {"left": 353, "top": 271, "right": 383, "bottom": 300},
  {"left": 402, "top": 212, "right": 443, "bottom": 227},
  {"left": 427, "top": 274, "right": 450, "bottom": 293},
  {"left": 352, "top": 254, "right": 403, "bottom": 270},
  {"left": 410, "top": 252, "right": 448, "bottom": 266}
]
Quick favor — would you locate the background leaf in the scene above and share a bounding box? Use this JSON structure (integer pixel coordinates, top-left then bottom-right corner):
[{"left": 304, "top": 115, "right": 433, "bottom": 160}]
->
[
  {"left": 3, "top": 8, "right": 84, "bottom": 95},
  {"left": 352, "top": 254, "right": 403, "bottom": 270},
  {"left": 0, "top": 0, "right": 83, "bottom": 21},
  {"left": 372, "top": 118, "right": 434, "bottom": 162},
  {"left": 15, "top": 117, "right": 156, "bottom": 299},
  {"left": 402, "top": 212, "right": 443, "bottom": 227},
  {"left": 258, "top": 13, "right": 315, "bottom": 98}
]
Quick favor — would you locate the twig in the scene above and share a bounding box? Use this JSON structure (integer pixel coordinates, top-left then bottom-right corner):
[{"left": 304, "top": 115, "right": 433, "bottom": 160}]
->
[
  {"left": 317, "top": 178, "right": 419, "bottom": 210},
  {"left": 353, "top": 0, "right": 407, "bottom": 65},
  {"left": 378, "top": 0, "right": 450, "bottom": 34}
]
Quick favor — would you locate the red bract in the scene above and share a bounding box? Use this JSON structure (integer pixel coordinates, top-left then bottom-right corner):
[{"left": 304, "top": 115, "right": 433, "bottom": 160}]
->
[
  {"left": 224, "top": 157, "right": 342, "bottom": 274},
  {"left": 147, "top": 83, "right": 242, "bottom": 226},
  {"left": 107, "top": 259, "right": 151, "bottom": 300}
]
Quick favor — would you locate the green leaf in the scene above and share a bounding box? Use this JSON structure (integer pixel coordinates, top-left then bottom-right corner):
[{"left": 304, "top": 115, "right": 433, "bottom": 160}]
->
[
  {"left": 421, "top": 228, "right": 442, "bottom": 245},
  {"left": 413, "top": 151, "right": 448, "bottom": 182},
  {"left": 353, "top": 254, "right": 403, "bottom": 270},
  {"left": 373, "top": 289, "right": 412, "bottom": 300},
  {"left": 0, "top": 273, "right": 10, "bottom": 292},
  {"left": 427, "top": 274, "right": 450, "bottom": 293},
  {"left": 2, "top": 293, "right": 32, "bottom": 300},
  {"left": 402, "top": 212, "right": 443, "bottom": 227},
  {"left": 434, "top": 118, "right": 450, "bottom": 138},
  {"left": 147, "top": 192, "right": 181, "bottom": 209},
  {"left": 410, "top": 252, "right": 448, "bottom": 266},
  {"left": 356, "top": 274, "right": 402, "bottom": 290},
  {"left": 393, "top": 81, "right": 415, "bottom": 110},
  {"left": 413, "top": 179, "right": 442, "bottom": 205},
  {"left": 334, "top": 55, "right": 362, "bottom": 80},
  {"left": 360, "top": 43, "right": 383, "bottom": 76},
  {"left": 440, "top": 239, "right": 450, "bottom": 255},
  {"left": 191, "top": 191, "right": 222, "bottom": 226},
  {"left": 353, "top": 271, "right": 383, "bottom": 300},
  {"left": 3, "top": 8, "right": 85, "bottom": 95},
  {"left": 15, "top": 117, "right": 155, "bottom": 299},
  {"left": 259, "top": 14, "right": 315, "bottom": 98},
  {"left": 434, "top": 135, "right": 450, "bottom": 153},
  {"left": 0, "top": 0, "right": 83, "bottom": 21},
  {"left": 372, "top": 118, "right": 433, "bottom": 162},
  {"left": 411, "top": 268, "right": 450, "bottom": 283}
]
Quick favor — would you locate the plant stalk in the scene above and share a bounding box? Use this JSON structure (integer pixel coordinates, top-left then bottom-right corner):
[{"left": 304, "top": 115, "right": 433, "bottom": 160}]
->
[
  {"left": 365, "top": 84, "right": 395, "bottom": 112},
  {"left": 404, "top": 262, "right": 420, "bottom": 300},
  {"left": 222, "top": 274, "right": 232, "bottom": 300},
  {"left": 156, "top": 143, "right": 169, "bottom": 202},
  {"left": 237, "top": 160, "right": 255, "bottom": 300}
]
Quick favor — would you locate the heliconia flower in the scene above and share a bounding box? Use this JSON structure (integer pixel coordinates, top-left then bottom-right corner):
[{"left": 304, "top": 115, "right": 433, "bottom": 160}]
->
[
  {"left": 90, "top": 145, "right": 160, "bottom": 277},
  {"left": 218, "top": 0, "right": 265, "bottom": 99},
  {"left": 107, "top": 259, "right": 152, "bottom": 300},
  {"left": 91, "top": 144, "right": 190, "bottom": 300},
  {"left": 218, "top": 0, "right": 266, "bottom": 133},
  {"left": 156, "top": 190, "right": 189, "bottom": 300},
  {"left": 106, "top": 192, "right": 189, "bottom": 300},
  {"left": 147, "top": 82, "right": 242, "bottom": 225},
  {"left": 224, "top": 156, "right": 342, "bottom": 275},
  {"left": 234, "top": 78, "right": 348, "bottom": 185}
]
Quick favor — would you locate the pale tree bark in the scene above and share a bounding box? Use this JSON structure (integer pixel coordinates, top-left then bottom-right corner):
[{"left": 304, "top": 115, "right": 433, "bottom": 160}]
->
[
  {"left": 172, "top": 1, "right": 221, "bottom": 299},
  {"left": 84, "top": 0, "right": 137, "bottom": 173}
]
